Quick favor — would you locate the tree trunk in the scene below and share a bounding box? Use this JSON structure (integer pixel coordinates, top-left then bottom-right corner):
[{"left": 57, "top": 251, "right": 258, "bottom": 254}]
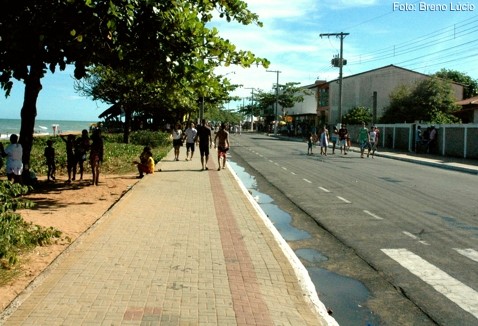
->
[
  {"left": 122, "top": 107, "right": 132, "bottom": 144},
  {"left": 19, "top": 64, "right": 43, "bottom": 169}
]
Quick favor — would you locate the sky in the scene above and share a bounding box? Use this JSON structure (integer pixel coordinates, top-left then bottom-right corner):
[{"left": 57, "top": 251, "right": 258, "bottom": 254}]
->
[{"left": 1, "top": 0, "right": 477, "bottom": 121}]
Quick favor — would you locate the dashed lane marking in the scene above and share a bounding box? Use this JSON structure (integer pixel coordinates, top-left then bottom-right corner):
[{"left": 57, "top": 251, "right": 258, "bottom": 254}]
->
[
  {"left": 291, "top": 172, "right": 297, "bottom": 175},
  {"left": 318, "top": 187, "right": 330, "bottom": 193},
  {"left": 336, "top": 196, "right": 351, "bottom": 204},
  {"left": 363, "top": 210, "right": 383, "bottom": 220},
  {"left": 454, "top": 248, "right": 478, "bottom": 263},
  {"left": 403, "top": 231, "right": 418, "bottom": 240},
  {"left": 303, "top": 179, "right": 312, "bottom": 184},
  {"left": 403, "top": 231, "right": 430, "bottom": 245},
  {"left": 282, "top": 167, "right": 287, "bottom": 170},
  {"left": 382, "top": 248, "right": 478, "bottom": 319}
]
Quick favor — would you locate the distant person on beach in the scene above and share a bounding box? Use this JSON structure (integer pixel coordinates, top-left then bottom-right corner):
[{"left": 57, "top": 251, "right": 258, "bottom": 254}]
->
[
  {"left": 60, "top": 134, "right": 77, "bottom": 183},
  {"left": 75, "top": 129, "right": 90, "bottom": 180},
  {"left": 133, "top": 146, "right": 155, "bottom": 178},
  {"left": 89, "top": 128, "right": 104, "bottom": 186},
  {"left": 195, "top": 119, "right": 212, "bottom": 171},
  {"left": 0, "top": 134, "right": 23, "bottom": 183},
  {"left": 44, "top": 139, "right": 56, "bottom": 181},
  {"left": 214, "top": 123, "right": 230, "bottom": 171}
]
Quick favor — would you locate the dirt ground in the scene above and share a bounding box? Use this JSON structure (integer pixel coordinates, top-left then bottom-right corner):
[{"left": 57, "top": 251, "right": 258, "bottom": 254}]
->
[{"left": 0, "top": 173, "right": 140, "bottom": 312}]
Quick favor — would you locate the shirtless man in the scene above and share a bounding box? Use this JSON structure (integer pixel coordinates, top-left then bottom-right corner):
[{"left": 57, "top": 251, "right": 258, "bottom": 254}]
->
[{"left": 214, "top": 123, "right": 230, "bottom": 171}]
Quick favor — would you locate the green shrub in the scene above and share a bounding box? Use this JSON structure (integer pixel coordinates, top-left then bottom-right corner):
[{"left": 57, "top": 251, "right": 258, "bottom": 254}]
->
[
  {"left": 129, "top": 130, "right": 171, "bottom": 148},
  {"left": 0, "top": 181, "right": 61, "bottom": 267}
]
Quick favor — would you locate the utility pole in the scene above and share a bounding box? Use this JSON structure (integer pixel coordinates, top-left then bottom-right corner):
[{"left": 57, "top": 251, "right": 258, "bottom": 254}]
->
[
  {"left": 266, "top": 70, "right": 281, "bottom": 135},
  {"left": 244, "top": 87, "right": 256, "bottom": 131},
  {"left": 320, "top": 32, "right": 349, "bottom": 124}
]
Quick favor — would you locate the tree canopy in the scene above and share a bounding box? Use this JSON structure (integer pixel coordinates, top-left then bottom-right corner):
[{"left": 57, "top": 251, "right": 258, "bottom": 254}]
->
[
  {"left": 0, "top": 0, "right": 269, "bottom": 166},
  {"left": 433, "top": 68, "right": 478, "bottom": 99},
  {"left": 381, "top": 76, "right": 460, "bottom": 124}
]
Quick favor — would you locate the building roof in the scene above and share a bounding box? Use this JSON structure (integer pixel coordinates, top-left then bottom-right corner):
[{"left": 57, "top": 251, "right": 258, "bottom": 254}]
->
[{"left": 456, "top": 96, "right": 478, "bottom": 106}]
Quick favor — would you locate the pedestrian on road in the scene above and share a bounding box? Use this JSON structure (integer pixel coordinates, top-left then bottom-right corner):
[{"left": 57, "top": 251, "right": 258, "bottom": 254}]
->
[
  {"left": 307, "top": 132, "right": 314, "bottom": 155},
  {"left": 214, "top": 123, "right": 230, "bottom": 171},
  {"left": 368, "top": 126, "right": 378, "bottom": 158},
  {"left": 172, "top": 123, "right": 183, "bottom": 161},
  {"left": 357, "top": 122, "right": 370, "bottom": 158},
  {"left": 338, "top": 124, "right": 348, "bottom": 155},
  {"left": 195, "top": 119, "right": 212, "bottom": 171},
  {"left": 184, "top": 122, "right": 197, "bottom": 161},
  {"left": 330, "top": 126, "right": 338, "bottom": 154},
  {"left": 319, "top": 126, "right": 329, "bottom": 156},
  {"left": 89, "top": 128, "right": 104, "bottom": 186}
]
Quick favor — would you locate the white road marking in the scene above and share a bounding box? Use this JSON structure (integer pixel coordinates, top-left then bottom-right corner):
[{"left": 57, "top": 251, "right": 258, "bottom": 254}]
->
[
  {"left": 403, "top": 231, "right": 418, "bottom": 240},
  {"left": 454, "top": 248, "right": 478, "bottom": 263},
  {"left": 303, "top": 178, "right": 312, "bottom": 184},
  {"left": 274, "top": 162, "right": 279, "bottom": 166},
  {"left": 282, "top": 167, "right": 287, "bottom": 170},
  {"left": 318, "top": 187, "right": 330, "bottom": 193},
  {"left": 291, "top": 172, "right": 297, "bottom": 175},
  {"left": 363, "top": 210, "right": 383, "bottom": 220},
  {"left": 336, "top": 196, "right": 351, "bottom": 203},
  {"left": 382, "top": 248, "right": 478, "bottom": 319},
  {"left": 269, "top": 160, "right": 274, "bottom": 163},
  {"left": 402, "top": 231, "right": 430, "bottom": 245}
]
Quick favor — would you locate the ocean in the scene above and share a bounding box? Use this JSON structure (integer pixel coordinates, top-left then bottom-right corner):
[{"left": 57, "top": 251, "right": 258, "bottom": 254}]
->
[{"left": 0, "top": 119, "right": 96, "bottom": 140}]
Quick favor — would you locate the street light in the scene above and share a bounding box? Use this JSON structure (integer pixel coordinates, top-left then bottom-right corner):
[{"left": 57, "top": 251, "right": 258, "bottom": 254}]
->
[{"left": 266, "top": 70, "right": 281, "bottom": 135}]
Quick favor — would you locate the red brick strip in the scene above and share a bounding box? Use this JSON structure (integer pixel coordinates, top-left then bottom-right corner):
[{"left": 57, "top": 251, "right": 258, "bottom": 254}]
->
[{"left": 209, "top": 166, "right": 274, "bottom": 325}]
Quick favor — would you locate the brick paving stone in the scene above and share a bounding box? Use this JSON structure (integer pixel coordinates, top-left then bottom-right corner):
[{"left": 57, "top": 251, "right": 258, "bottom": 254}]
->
[{"left": 1, "top": 148, "right": 335, "bottom": 326}]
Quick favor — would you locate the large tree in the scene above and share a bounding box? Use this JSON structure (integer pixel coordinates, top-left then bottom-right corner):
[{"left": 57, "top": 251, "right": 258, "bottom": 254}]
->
[
  {"left": 433, "top": 68, "right": 478, "bottom": 99},
  {"left": 381, "top": 76, "right": 460, "bottom": 124},
  {"left": 0, "top": 0, "right": 268, "bottom": 167}
]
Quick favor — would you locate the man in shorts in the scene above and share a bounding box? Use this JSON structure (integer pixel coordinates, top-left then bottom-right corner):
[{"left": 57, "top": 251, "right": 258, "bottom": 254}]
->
[
  {"left": 184, "top": 122, "right": 198, "bottom": 161},
  {"left": 214, "top": 123, "right": 230, "bottom": 171},
  {"left": 338, "top": 124, "right": 348, "bottom": 155},
  {"left": 195, "top": 119, "right": 212, "bottom": 171}
]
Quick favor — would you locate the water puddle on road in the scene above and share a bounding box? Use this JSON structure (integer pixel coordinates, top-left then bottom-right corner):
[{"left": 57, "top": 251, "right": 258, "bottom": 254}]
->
[{"left": 228, "top": 160, "right": 381, "bottom": 326}]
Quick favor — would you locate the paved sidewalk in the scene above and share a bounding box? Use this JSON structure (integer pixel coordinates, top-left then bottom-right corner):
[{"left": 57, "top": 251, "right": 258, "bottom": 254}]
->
[{"left": 1, "top": 149, "right": 337, "bottom": 326}]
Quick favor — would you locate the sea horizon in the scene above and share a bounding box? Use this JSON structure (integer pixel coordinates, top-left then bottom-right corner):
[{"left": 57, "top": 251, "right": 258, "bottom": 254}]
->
[{"left": 0, "top": 118, "right": 97, "bottom": 139}]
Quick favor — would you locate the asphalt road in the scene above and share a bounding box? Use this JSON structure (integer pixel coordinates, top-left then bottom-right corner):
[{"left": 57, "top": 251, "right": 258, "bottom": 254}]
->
[{"left": 227, "top": 133, "right": 478, "bottom": 326}]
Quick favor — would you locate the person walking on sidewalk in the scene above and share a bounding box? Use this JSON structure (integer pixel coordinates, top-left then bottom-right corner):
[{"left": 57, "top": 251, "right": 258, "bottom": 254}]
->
[
  {"left": 60, "top": 134, "right": 77, "bottom": 183},
  {"left": 214, "top": 123, "right": 230, "bottom": 170},
  {"left": 195, "top": 119, "right": 212, "bottom": 171},
  {"left": 184, "top": 122, "right": 198, "bottom": 161},
  {"left": 172, "top": 123, "right": 183, "bottom": 161}
]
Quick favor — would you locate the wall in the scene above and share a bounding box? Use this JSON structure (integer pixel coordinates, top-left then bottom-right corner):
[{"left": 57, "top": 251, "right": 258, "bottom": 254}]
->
[{"left": 367, "top": 123, "right": 478, "bottom": 159}]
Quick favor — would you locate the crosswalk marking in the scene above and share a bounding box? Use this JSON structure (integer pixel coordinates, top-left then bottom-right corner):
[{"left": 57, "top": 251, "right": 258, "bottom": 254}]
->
[
  {"left": 454, "top": 248, "right": 478, "bottom": 263},
  {"left": 382, "top": 248, "right": 478, "bottom": 319}
]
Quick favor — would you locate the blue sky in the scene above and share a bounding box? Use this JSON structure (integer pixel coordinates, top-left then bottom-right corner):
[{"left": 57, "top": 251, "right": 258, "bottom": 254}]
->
[{"left": 1, "top": 0, "right": 477, "bottom": 121}]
